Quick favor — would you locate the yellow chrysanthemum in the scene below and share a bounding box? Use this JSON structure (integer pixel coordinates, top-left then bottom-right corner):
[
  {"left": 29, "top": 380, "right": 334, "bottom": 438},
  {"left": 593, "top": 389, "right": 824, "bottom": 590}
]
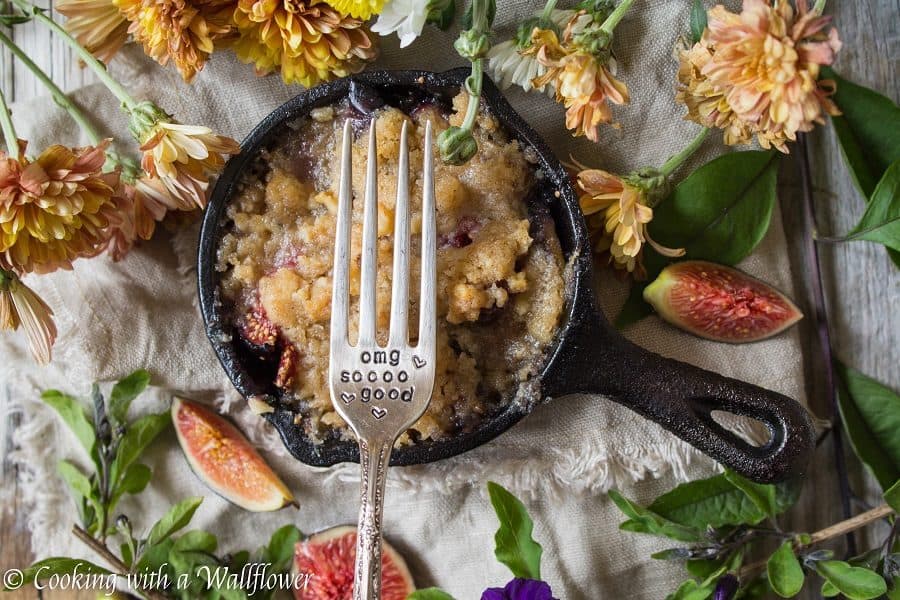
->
[
  {"left": 0, "top": 140, "right": 119, "bottom": 274},
  {"left": 577, "top": 168, "right": 682, "bottom": 277},
  {"left": 322, "top": 0, "right": 383, "bottom": 19},
  {"left": 117, "top": 0, "right": 235, "bottom": 82},
  {"left": 138, "top": 121, "right": 240, "bottom": 210},
  {"left": 57, "top": 0, "right": 130, "bottom": 63},
  {"left": 232, "top": 0, "right": 377, "bottom": 87}
]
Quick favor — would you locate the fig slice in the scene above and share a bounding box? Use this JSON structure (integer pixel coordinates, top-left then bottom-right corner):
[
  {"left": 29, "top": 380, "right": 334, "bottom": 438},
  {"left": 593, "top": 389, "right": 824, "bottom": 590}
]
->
[
  {"left": 643, "top": 260, "right": 803, "bottom": 343},
  {"left": 172, "top": 397, "right": 295, "bottom": 511},
  {"left": 292, "top": 525, "right": 415, "bottom": 599}
]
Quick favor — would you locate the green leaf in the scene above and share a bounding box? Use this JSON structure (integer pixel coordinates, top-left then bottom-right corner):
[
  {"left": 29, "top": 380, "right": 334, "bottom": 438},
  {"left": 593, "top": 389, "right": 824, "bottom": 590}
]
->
[
  {"left": 57, "top": 460, "right": 102, "bottom": 526},
  {"left": 42, "top": 390, "right": 96, "bottom": 461},
  {"left": 261, "top": 524, "right": 302, "bottom": 574},
  {"left": 686, "top": 559, "right": 724, "bottom": 580},
  {"left": 109, "top": 369, "right": 151, "bottom": 425},
  {"left": 840, "top": 159, "right": 900, "bottom": 252},
  {"left": 609, "top": 489, "right": 703, "bottom": 542},
  {"left": 617, "top": 151, "right": 780, "bottom": 327},
  {"left": 823, "top": 67, "right": 900, "bottom": 199},
  {"left": 723, "top": 469, "right": 778, "bottom": 518},
  {"left": 487, "top": 481, "right": 543, "bottom": 580},
  {"left": 767, "top": 541, "right": 804, "bottom": 597},
  {"left": 146, "top": 496, "right": 203, "bottom": 547},
  {"left": 690, "top": 0, "right": 707, "bottom": 43},
  {"left": 110, "top": 463, "right": 152, "bottom": 509},
  {"left": 172, "top": 530, "right": 218, "bottom": 554},
  {"left": 647, "top": 474, "right": 766, "bottom": 529},
  {"left": 121, "top": 542, "right": 134, "bottom": 568},
  {"left": 111, "top": 412, "right": 170, "bottom": 484},
  {"left": 821, "top": 580, "right": 840, "bottom": 597},
  {"left": 13, "top": 558, "right": 112, "bottom": 589},
  {"left": 407, "top": 589, "right": 458, "bottom": 600},
  {"left": 815, "top": 561, "right": 888, "bottom": 600},
  {"left": 134, "top": 537, "right": 174, "bottom": 574},
  {"left": 837, "top": 363, "right": 900, "bottom": 490},
  {"left": 666, "top": 578, "right": 715, "bottom": 600},
  {"left": 886, "top": 479, "right": 900, "bottom": 513}
]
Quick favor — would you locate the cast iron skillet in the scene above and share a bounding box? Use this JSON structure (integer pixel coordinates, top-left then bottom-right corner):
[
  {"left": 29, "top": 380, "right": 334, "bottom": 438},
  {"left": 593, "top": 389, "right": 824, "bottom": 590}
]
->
[{"left": 198, "top": 68, "right": 815, "bottom": 483}]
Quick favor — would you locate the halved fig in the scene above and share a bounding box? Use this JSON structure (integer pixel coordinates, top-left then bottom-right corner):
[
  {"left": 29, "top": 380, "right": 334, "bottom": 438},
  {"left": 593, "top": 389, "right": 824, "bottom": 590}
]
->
[
  {"left": 292, "top": 525, "right": 415, "bottom": 599},
  {"left": 643, "top": 261, "right": 802, "bottom": 343},
  {"left": 172, "top": 397, "right": 295, "bottom": 511}
]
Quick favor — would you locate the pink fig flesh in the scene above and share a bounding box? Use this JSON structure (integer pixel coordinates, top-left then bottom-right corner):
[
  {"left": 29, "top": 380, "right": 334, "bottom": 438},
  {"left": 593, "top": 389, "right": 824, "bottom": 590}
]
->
[{"left": 643, "top": 261, "right": 803, "bottom": 343}]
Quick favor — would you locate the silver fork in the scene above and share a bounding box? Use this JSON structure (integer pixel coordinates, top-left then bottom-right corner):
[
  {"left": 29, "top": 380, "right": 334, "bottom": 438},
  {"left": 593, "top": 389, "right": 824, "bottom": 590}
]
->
[{"left": 329, "top": 118, "right": 437, "bottom": 600}]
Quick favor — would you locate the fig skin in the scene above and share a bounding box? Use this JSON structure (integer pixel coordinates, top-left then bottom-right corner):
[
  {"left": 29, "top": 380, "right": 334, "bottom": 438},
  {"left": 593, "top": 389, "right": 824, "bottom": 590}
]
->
[
  {"left": 172, "top": 397, "right": 295, "bottom": 512},
  {"left": 643, "top": 260, "right": 803, "bottom": 343},
  {"left": 292, "top": 525, "right": 415, "bottom": 600}
]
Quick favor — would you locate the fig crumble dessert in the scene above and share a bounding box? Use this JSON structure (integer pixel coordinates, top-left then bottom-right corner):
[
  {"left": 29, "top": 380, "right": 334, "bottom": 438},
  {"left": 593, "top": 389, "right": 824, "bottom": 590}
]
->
[{"left": 216, "top": 88, "right": 566, "bottom": 444}]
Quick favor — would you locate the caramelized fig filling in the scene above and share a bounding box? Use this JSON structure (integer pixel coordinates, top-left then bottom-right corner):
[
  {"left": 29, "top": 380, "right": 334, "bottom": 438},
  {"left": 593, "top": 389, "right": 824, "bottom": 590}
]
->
[{"left": 216, "top": 89, "right": 565, "bottom": 444}]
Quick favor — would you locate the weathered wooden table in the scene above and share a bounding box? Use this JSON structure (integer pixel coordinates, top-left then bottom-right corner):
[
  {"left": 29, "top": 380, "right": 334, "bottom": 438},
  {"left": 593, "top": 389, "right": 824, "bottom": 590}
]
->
[{"left": 1, "top": 1, "right": 897, "bottom": 598}]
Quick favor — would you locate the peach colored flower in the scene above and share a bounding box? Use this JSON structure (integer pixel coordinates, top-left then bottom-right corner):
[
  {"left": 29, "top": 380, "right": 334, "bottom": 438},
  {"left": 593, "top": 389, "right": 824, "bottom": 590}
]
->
[
  {"left": 0, "top": 270, "right": 57, "bottom": 364},
  {"left": 0, "top": 140, "right": 119, "bottom": 274},
  {"left": 681, "top": 0, "right": 841, "bottom": 152},
  {"left": 101, "top": 178, "right": 169, "bottom": 260},
  {"left": 232, "top": 0, "right": 377, "bottom": 88},
  {"left": 528, "top": 21, "right": 628, "bottom": 142},
  {"left": 138, "top": 120, "right": 240, "bottom": 210},
  {"left": 578, "top": 168, "right": 683, "bottom": 276},
  {"left": 57, "top": 0, "right": 130, "bottom": 63}
]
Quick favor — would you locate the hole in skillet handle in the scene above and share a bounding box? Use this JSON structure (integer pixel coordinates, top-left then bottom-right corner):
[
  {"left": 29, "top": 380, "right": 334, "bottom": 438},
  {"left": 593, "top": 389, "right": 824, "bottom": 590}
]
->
[{"left": 197, "top": 68, "right": 589, "bottom": 468}]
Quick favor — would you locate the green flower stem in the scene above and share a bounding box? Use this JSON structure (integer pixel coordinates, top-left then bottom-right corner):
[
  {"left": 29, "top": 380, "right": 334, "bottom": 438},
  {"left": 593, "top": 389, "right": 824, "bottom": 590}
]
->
[
  {"left": 12, "top": 0, "right": 137, "bottom": 111},
  {"left": 461, "top": 62, "right": 483, "bottom": 132},
  {"left": 659, "top": 127, "right": 709, "bottom": 177},
  {"left": 0, "top": 86, "right": 18, "bottom": 157},
  {"left": 813, "top": 0, "right": 827, "bottom": 14},
  {"left": 539, "top": 0, "right": 558, "bottom": 22},
  {"left": 599, "top": 0, "right": 636, "bottom": 36},
  {"left": 0, "top": 21, "right": 141, "bottom": 177}
]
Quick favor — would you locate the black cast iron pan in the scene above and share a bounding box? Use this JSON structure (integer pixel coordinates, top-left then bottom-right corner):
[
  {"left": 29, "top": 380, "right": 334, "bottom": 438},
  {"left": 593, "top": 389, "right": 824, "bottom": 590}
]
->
[{"left": 198, "top": 68, "right": 815, "bottom": 483}]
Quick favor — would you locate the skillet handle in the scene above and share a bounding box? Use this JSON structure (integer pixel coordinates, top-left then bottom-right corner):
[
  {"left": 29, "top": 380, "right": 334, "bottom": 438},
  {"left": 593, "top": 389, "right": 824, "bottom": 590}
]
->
[{"left": 543, "top": 307, "right": 815, "bottom": 483}]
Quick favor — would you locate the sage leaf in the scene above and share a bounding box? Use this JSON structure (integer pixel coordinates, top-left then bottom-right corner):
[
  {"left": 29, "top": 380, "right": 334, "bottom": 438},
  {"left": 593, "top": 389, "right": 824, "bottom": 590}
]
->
[
  {"left": 723, "top": 469, "right": 778, "bottom": 518},
  {"left": 146, "top": 496, "right": 203, "bottom": 547},
  {"left": 815, "top": 561, "right": 888, "bottom": 600},
  {"left": 823, "top": 67, "right": 900, "bottom": 199},
  {"left": 885, "top": 480, "right": 900, "bottom": 513},
  {"left": 487, "top": 481, "right": 543, "bottom": 580},
  {"left": 690, "top": 0, "right": 707, "bottom": 43},
  {"left": 42, "top": 390, "right": 96, "bottom": 461},
  {"left": 14, "top": 558, "right": 112, "bottom": 589},
  {"left": 609, "top": 489, "right": 703, "bottom": 542},
  {"left": 837, "top": 363, "right": 900, "bottom": 490},
  {"left": 767, "top": 541, "right": 804, "bottom": 597},
  {"left": 617, "top": 151, "right": 780, "bottom": 327},
  {"left": 821, "top": 580, "right": 840, "bottom": 597},
  {"left": 109, "top": 369, "right": 151, "bottom": 425},
  {"left": 838, "top": 159, "right": 900, "bottom": 253},
  {"left": 172, "top": 530, "right": 218, "bottom": 554},
  {"left": 408, "top": 589, "right": 458, "bottom": 600},
  {"left": 262, "top": 524, "right": 302, "bottom": 573},
  {"left": 110, "top": 463, "right": 152, "bottom": 510},
  {"left": 57, "top": 459, "right": 102, "bottom": 526},
  {"left": 666, "top": 578, "right": 715, "bottom": 600},
  {"left": 111, "top": 411, "right": 170, "bottom": 485},
  {"left": 647, "top": 474, "right": 766, "bottom": 529}
]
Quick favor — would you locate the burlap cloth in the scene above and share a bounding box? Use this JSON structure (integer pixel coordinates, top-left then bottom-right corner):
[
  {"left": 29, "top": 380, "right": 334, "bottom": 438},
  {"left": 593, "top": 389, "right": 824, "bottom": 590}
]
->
[{"left": 0, "top": 1, "right": 808, "bottom": 597}]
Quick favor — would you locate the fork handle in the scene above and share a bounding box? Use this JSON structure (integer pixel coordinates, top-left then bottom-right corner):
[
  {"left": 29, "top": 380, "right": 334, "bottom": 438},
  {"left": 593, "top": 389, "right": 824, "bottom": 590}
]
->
[{"left": 354, "top": 437, "right": 393, "bottom": 600}]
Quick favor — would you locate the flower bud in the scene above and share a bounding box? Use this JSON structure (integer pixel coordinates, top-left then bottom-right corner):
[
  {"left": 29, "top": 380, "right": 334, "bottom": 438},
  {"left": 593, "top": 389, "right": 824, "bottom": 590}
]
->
[
  {"left": 127, "top": 101, "right": 169, "bottom": 140},
  {"left": 115, "top": 514, "right": 131, "bottom": 533},
  {"left": 713, "top": 574, "right": 739, "bottom": 600},
  {"left": 454, "top": 29, "right": 491, "bottom": 60},
  {"left": 426, "top": 0, "right": 455, "bottom": 30},
  {"left": 438, "top": 126, "right": 478, "bottom": 165},
  {"left": 625, "top": 167, "right": 670, "bottom": 207}
]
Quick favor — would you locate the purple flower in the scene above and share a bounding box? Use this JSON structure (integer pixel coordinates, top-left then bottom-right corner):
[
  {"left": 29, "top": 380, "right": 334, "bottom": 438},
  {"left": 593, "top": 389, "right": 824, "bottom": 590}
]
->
[
  {"left": 713, "top": 574, "right": 739, "bottom": 600},
  {"left": 481, "top": 578, "right": 558, "bottom": 600}
]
